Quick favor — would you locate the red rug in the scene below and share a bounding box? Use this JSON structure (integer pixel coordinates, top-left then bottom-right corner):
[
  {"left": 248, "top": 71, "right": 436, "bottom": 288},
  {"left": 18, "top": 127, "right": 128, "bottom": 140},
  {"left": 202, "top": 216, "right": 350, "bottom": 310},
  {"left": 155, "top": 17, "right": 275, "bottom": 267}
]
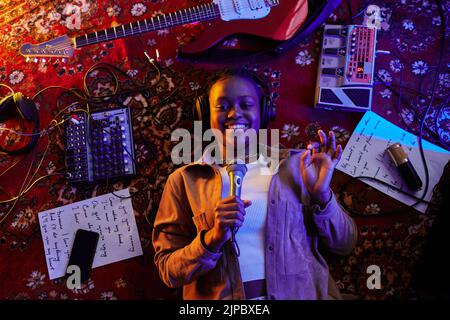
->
[{"left": 0, "top": 0, "right": 448, "bottom": 299}]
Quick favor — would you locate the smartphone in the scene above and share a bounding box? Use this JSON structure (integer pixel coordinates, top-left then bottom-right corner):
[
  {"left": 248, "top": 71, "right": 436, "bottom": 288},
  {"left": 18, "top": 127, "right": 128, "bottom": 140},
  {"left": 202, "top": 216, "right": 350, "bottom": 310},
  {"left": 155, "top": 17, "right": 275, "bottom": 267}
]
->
[{"left": 66, "top": 229, "right": 99, "bottom": 283}]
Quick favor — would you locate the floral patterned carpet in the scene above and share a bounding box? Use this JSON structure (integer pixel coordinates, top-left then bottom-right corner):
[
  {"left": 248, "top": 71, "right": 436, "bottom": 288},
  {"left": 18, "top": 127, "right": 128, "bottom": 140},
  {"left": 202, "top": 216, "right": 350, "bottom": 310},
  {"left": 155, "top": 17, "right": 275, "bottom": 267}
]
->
[{"left": 0, "top": 0, "right": 449, "bottom": 300}]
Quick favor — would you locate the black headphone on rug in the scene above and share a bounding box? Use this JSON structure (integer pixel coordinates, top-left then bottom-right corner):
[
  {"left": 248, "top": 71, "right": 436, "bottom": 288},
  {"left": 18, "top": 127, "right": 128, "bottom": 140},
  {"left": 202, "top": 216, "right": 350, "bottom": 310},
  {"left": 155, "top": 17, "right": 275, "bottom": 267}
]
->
[
  {"left": 0, "top": 92, "right": 40, "bottom": 155},
  {"left": 193, "top": 68, "right": 276, "bottom": 132}
]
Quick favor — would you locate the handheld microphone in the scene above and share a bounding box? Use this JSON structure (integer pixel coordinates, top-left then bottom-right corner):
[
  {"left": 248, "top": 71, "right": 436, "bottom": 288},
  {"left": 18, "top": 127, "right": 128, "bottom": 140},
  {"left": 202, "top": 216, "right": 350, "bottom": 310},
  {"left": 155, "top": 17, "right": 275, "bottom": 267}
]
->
[
  {"left": 386, "top": 143, "right": 423, "bottom": 191},
  {"left": 225, "top": 163, "right": 247, "bottom": 256}
]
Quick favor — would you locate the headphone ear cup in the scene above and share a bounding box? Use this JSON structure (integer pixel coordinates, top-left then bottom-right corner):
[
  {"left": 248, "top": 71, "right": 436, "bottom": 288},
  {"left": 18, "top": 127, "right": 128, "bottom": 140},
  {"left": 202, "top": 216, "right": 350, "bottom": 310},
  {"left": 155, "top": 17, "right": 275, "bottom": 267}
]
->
[
  {"left": 14, "top": 92, "right": 38, "bottom": 123},
  {"left": 194, "top": 96, "right": 203, "bottom": 122},
  {"left": 248, "top": 72, "right": 275, "bottom": 128},
  {"left": 260, "top": 96, "right": 268, "bottom": 129},
  {"left": 194, "top": 95, "right": 210, "bottom": 132},
  {"left": 267, "top": 94, "right": 275, "bottom": 122},
  {"left": 258, "top": 82, "right": 275, "bottom": 129},
  {"left": 0, "top": 94, "right": 15, "bottom": 122},
  {"left": 0, "top": 92, "right": 39, "bottom": 155}
]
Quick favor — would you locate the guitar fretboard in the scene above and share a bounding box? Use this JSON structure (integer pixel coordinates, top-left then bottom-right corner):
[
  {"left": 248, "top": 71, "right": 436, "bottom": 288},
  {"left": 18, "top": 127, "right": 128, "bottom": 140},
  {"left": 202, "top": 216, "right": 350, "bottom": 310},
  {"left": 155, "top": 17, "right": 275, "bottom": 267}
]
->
[{"left": 75, "top": 3, "right": 220, "bottom": 48}]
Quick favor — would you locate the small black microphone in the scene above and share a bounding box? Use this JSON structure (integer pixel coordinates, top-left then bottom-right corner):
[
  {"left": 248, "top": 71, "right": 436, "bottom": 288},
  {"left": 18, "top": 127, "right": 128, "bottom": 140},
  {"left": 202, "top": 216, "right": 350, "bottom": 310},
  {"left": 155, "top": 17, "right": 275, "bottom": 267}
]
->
[
  {"left": 386, "top": 143, "right": 422, "bottom": 191},
  {"left": 225, "top": 163, "right": 247, "bottom": 256}
]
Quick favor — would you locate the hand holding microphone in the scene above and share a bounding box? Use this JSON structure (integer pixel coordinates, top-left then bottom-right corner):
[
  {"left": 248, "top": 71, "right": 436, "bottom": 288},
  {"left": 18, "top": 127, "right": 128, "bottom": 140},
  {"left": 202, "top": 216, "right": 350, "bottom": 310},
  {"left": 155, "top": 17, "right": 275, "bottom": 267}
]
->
[
  {"left": 226, "top": 164, "right": 247, "bottom": 256},
  {"left": 203, "top": 164, "right": 251, "bottom": 255}
]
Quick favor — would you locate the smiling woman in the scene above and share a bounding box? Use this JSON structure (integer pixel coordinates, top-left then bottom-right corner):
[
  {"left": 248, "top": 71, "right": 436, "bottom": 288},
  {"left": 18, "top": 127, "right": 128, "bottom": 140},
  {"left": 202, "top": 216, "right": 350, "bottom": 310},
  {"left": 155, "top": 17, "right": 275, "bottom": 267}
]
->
[
  {"left": 0, "top": 0, "right": 447, "bottom": 302},
  {"left": 208, "top": 72, "right": 262, "bottom": 161},
  {"left": 209, "top": 75, "right": 261, "bottom": 130},
  {"left": 186, "top": 68, "right": 277, "bottom": 165},
  {"left": 194, "top": 68, "right": 275, "bottom": 132},
  {"left": 152, "top": 67, "right": 357, "bottom": 300}
]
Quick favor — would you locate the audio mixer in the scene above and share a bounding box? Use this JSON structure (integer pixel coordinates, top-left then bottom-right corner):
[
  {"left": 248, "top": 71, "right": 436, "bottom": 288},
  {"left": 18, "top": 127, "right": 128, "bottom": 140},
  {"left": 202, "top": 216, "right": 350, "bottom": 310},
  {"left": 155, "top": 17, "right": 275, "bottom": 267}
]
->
[
  {"left": 315, "top": 24, "right": 377, "bottom": 112},
  {"left": 65, "top": 107, "right": 136, "bottom": 184}
]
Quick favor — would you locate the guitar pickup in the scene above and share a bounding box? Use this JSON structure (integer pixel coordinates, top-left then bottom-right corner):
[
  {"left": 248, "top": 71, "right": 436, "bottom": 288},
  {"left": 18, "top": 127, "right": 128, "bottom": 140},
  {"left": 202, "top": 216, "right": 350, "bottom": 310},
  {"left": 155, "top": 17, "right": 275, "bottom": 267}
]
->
[{"left": 248, "top": 0, "right": 264, "bottom": 9}]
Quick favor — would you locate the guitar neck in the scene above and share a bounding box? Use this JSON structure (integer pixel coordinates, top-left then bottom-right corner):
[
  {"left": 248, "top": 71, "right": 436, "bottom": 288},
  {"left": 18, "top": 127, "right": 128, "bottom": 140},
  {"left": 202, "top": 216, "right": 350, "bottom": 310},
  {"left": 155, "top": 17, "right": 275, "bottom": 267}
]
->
[{"left": 75, "top": 2, "right": 220, "bottom": 48}]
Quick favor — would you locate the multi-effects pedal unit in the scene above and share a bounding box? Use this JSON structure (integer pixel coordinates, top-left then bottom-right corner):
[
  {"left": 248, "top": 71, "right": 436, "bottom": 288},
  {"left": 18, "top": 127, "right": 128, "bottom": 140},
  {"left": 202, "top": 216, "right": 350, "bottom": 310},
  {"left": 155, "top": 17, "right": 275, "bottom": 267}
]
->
[{"left": 315, "top": 24, "right": 377, "bottom": 112}]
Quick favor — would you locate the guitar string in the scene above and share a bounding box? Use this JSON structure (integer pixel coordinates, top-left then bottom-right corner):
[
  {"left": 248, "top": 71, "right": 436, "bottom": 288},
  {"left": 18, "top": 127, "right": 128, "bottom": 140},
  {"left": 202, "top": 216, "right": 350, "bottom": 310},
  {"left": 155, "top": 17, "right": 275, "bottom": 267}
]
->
[
  {"left": 75, "top": 8, "right": 214, "bottom": 46},
  {"left": 85, "top": 3, "right": 219, "bottom": 38},
  {"left": 76, "top": 6, "right": 218, "bottom": 46},
  {"left": 26, "top": 4, "right": 220, "bottom": 55},
  {"left": 27, "top": 2, "right": 275, "bottom": 54},
  {"left": 26, "top": 0, "right": 281, "bottom": 52}
]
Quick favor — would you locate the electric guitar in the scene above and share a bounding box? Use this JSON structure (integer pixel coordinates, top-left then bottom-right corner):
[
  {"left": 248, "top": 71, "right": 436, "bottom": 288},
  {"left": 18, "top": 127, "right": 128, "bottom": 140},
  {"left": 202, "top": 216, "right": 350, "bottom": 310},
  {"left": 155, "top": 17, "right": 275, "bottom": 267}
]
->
[{"left": 19, "top": 0, "right": 308, "bottom": 62}]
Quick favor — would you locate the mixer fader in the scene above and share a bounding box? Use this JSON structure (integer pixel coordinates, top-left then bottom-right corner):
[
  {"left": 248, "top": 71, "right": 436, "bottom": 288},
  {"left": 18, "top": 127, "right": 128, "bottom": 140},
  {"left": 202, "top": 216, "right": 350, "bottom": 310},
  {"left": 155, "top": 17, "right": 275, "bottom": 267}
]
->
[{"left": 65, "top": 107, "right": 136, "bottom": 184}]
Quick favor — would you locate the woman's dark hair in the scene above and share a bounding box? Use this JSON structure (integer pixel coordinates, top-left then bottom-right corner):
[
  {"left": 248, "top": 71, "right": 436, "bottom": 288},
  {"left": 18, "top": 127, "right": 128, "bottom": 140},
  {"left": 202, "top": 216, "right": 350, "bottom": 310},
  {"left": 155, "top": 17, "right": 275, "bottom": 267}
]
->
[{"left": 204, "top": 67, "right": 266, "bottom": 101}]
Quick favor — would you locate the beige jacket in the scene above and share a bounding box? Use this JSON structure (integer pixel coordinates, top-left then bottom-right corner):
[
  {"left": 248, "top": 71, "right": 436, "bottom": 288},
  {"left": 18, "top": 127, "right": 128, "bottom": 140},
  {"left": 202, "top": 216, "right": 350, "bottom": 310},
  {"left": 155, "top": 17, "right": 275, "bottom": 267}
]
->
[{"left": 152, "top": 149, "right": 357, "bottom": 299}]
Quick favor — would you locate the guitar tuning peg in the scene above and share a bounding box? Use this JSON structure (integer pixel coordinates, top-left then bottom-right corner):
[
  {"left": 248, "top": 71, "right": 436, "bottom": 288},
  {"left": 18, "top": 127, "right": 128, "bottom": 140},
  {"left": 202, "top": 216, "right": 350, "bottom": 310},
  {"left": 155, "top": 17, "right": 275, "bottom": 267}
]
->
[
  {"left": 26, "top": 57, "right": 30, "bottom": 62},
  {"left": 33, "top": 58, "right": 39, "bottom": 63},
  {"left": 41, "top": 58, "right": 46, "bottom": 63},
  {"left": 62, "top": 58, "right": 67, "bottom": 63}
]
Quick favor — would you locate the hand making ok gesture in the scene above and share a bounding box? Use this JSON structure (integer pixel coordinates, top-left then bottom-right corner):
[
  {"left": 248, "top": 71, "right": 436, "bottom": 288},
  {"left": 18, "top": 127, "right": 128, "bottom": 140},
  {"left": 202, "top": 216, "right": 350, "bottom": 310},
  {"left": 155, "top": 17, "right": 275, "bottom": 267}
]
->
[{"left": 300, "top": 130, "right": 343, "bottom": 207}]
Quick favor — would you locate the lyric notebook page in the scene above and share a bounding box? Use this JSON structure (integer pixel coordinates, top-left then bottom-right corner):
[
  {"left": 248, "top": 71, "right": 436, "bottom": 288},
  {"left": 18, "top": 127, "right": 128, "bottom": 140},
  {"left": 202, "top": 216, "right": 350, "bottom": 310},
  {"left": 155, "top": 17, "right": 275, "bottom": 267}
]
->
[
  {"left": 38, "top": 188, "right": 143, "bottom": 280},
  {"left": 337, "top": 111, "right": 450, "bottom": 213}
]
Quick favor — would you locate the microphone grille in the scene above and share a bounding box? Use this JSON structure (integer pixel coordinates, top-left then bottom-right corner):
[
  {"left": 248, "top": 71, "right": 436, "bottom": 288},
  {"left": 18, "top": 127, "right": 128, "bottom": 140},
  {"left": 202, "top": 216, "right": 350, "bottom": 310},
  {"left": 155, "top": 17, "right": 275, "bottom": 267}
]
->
[
  {"left": 225, "top": 163, "right": 247, "bottom": 175},
  {"left": 386, "top": 143, "right": 408, "bottom": 166}
]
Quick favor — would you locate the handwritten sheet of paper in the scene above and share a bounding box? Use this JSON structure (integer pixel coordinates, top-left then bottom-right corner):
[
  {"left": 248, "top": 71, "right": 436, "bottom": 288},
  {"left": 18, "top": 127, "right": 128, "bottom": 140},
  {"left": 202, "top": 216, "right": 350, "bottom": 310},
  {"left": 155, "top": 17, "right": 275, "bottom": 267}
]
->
[
  {"left": 337, "top": 111, "right": 450, "bottom": 213},
  {"left": 38, "top": 188, "right": 143, "bottom": 280}
]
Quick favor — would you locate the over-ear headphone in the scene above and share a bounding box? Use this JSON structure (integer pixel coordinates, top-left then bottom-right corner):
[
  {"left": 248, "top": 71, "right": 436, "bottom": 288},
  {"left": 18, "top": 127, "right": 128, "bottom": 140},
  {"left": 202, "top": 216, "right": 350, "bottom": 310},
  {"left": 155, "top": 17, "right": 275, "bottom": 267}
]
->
[
  {"left": 193, "top": 68, "right": 276, "bottom": 132},
  {"left": 0, "top": 92, "right": 40, "bottom": 155}
]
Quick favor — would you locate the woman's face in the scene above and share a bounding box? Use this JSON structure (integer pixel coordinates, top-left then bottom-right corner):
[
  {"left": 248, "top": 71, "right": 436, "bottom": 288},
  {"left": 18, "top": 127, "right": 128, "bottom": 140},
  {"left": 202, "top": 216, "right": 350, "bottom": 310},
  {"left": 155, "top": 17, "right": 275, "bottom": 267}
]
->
[{"left": 208, "top": 76, "right": 261, "bottom": 135}]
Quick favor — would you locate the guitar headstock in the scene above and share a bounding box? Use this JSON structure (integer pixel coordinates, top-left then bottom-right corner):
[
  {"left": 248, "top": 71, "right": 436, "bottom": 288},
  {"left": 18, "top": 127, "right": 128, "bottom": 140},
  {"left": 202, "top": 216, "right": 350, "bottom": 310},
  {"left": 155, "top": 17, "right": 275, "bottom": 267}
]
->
[{"left": 19, "top": 35, "right": 75, "bottom": 63}]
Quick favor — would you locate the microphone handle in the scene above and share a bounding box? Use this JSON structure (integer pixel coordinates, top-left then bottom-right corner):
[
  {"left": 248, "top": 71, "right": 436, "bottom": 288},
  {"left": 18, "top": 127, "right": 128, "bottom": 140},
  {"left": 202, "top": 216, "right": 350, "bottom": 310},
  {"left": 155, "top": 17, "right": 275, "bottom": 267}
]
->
[
  {"left": 228, "top": 172, "right": 241, "bottom": 245},
  {"left": 229, "top": 172, "right": 242, "bottom": 197},
  {"left": 226, "top": 166, "right": 246, "bottom": 257}
]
